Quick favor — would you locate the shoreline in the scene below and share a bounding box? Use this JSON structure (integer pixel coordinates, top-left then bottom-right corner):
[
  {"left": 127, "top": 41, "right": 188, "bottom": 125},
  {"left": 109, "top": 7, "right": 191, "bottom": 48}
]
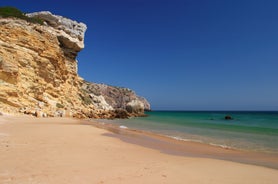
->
[
  {"left": 1, "top": 115, "right": 278, "bottom": 183},
  {"left": 95, "top": 111, "right": 278, "bottom": 154},
  {"left": 85, "top": 119, "right": 278, "bottom": 170}
]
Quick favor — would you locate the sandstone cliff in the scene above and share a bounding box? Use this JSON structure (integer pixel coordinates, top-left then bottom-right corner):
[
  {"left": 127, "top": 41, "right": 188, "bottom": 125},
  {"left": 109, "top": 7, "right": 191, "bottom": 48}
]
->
[{"left": 0, "top": 10, "right": 150, "bottom": 118}]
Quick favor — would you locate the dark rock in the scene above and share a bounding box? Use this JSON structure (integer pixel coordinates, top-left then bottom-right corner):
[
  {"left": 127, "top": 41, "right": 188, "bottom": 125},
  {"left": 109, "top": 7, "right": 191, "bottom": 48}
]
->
[
  {"left": 225, "top": 115, "right": 233, "bottom": 120},
  {"left": 113, "top": 109, "right": 130, "bottom": 119}
]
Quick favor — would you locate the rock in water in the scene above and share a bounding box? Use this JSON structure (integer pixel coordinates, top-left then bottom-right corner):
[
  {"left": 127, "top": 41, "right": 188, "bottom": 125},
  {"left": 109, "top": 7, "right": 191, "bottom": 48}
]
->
[{"left": 225, "top": 115, "right": 233, "bottom": 120}]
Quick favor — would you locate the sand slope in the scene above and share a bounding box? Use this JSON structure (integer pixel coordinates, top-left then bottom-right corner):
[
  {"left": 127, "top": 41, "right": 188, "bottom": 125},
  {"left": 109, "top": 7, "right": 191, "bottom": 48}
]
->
[{"left": 0, "top": 116, "right": 277, "bottom": 184}]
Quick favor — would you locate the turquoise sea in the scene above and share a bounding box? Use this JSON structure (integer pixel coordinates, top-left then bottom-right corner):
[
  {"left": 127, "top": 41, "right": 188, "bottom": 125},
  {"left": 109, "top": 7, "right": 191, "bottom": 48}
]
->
[{"left": 97, "top": 111, "right": 278, "bottom": 153}]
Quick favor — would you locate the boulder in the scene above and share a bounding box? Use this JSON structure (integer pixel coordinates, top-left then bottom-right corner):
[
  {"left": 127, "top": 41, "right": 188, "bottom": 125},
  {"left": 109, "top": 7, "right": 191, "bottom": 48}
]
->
[
  {"left": 126, "top": 100, "right": 144, "bottom": 114},
  {"left": 113, "top": 109, "right": 130, "bottom": 119},
  {"left": 225, "top": 115, "right": 233, "bottom": 120}
]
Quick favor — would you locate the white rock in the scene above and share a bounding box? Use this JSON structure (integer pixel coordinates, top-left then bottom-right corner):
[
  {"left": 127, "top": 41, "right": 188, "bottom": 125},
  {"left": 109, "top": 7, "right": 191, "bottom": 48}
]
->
[
  {"left": 38, "top": 101, "right": 44, "bottom": 108},
  {"left": 126, "top": 99, "right": 144, "bottom": 113},
  {"left": 26, "top": 11, "right": 87, "bottom": 53},
  {"left": 89, "top": 94, "right": 114, "bottom": 110}
]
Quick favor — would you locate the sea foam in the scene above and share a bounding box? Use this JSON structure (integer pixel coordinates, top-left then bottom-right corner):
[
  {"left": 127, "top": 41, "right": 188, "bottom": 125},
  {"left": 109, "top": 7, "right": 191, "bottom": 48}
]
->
[{"left": 119, "top": 125, "right": 128, "bottom": 129}]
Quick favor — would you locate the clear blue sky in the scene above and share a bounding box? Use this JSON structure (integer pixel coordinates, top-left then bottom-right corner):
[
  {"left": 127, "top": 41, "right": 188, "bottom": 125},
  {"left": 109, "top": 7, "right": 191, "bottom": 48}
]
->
[{"left": 2, "top": 0, "right": 278, "bottom": 110}]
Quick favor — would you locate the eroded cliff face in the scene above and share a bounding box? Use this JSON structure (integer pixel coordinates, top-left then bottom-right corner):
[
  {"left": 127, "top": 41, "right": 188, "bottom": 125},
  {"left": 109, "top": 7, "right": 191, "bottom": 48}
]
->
[
  {"left": 81, "top": 82, "right": 151, "bottom": 117},
  {"left": 0, "top": 11, "right": 150, "bottom": 118}
]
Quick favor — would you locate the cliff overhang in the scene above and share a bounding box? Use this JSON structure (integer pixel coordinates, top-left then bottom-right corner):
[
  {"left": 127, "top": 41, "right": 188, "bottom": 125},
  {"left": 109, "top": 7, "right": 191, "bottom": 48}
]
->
[
  {"left": 26, "top": 11, "right": 87, "bottom": 59},
  {"left": 0, "top": 8, "right": 150, "bottom": 118}
]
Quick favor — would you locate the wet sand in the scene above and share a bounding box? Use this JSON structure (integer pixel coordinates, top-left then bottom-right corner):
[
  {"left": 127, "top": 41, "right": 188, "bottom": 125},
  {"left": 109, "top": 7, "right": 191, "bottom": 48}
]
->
[
  {"left": 88, "top": 121, "right": 278, "bottom": 169},
  {"left": 0, "top": 115, "right": 277, "bottom": 184}
]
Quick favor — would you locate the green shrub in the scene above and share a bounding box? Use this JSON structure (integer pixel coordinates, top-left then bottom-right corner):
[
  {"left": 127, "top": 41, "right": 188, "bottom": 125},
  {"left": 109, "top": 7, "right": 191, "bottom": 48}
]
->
[
  {"left": 0, "top": 6, "right": 23, "bottom": 17},
  {"left": 80, "top": 95, "right": 92, "bottom": 105},
  {"left": 0, "top": 6, "right": 43, "bottom": 24},
  {"left": 83, "top": 96, "right": 92, "bottom": 105},
  {"left": 56, "top": 103, "right": 64, "bottom": 108}
]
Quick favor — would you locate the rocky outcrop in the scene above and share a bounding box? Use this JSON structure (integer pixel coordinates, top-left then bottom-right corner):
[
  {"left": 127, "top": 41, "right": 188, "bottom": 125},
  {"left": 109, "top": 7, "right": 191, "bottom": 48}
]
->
[
  {"left": 0, "top": 11, "right": 150, "bottom": 119},
  {"left": 26, "top": 11, "right": 87, "bottom": 59},
  {"left": 81, "top": 81, "right": 151, "bottom": 116}
]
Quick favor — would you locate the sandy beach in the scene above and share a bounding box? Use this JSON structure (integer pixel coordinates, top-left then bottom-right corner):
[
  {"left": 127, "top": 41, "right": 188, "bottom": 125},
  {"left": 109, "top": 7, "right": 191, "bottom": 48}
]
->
[{"left": 0, "top": 115, "right": 277, "bottom": 184}]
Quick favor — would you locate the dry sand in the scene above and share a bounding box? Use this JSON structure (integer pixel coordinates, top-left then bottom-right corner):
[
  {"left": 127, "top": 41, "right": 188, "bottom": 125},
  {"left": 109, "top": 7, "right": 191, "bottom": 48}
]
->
[{"left": 0, "top": 115, "right": 277, "bottom": 184}]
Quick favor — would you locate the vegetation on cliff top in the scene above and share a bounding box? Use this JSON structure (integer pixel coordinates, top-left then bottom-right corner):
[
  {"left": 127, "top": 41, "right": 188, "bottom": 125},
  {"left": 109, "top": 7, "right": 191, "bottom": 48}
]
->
[{"left": 0, "top": 6, "right": 43, "bottom": 24}]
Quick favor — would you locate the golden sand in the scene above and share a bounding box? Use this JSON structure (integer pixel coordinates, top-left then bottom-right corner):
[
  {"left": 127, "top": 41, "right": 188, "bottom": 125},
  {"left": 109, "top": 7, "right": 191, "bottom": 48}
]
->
[{"left": 0, "top": 115, "right": 277, "bottom": 184}]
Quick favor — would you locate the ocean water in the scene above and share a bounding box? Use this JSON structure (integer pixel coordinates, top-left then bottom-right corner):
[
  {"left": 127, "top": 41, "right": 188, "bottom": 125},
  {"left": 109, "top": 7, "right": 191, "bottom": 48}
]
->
[{"left": 97, "top": 111, "right": 278, "bottom": 153}]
